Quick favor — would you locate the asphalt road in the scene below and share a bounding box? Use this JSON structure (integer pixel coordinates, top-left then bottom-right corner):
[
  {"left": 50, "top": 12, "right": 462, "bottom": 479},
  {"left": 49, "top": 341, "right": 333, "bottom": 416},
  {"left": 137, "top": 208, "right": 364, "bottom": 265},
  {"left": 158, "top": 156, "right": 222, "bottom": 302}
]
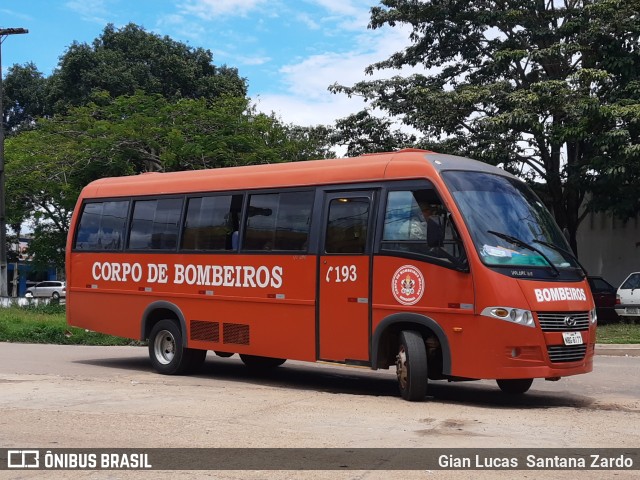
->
[{"left": 0, "top": 343, "right": 639, "bottom": 480}]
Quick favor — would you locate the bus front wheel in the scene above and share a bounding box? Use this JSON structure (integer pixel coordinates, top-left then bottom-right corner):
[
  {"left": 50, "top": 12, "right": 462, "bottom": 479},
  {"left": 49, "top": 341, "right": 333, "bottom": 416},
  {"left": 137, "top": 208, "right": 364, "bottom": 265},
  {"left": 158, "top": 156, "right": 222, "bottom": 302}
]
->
[
  {"left": 149, "top": 320, "right": 206, "bottom": 375},
  {"left": 396, "top": 330, "right": 428, "bottom": 401},
  {"left": 496, "top": 378, "right": 533, "bottom": 394}
]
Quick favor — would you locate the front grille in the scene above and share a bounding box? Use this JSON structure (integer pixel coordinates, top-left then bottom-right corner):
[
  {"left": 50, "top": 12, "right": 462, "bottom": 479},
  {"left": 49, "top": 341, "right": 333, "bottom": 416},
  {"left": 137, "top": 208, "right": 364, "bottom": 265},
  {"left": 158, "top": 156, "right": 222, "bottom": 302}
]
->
[
  {"left": 537, "top": 312, "right": 590, "bottom": 332},
  {"left": 547, "top": 344, "right": 587, "bottom": 363}
]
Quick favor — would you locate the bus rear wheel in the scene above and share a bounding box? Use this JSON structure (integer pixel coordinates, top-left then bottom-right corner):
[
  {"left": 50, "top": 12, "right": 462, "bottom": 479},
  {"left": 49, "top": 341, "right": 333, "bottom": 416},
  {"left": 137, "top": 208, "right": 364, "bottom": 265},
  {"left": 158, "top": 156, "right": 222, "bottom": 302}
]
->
[
  {"left": 496, "top": 378, "right": 533, "bottom": 394},
  {"left": 149, "top": 320, "right": 206, "bottom": 375},
  {"left": 239, "top": 354, "right": 286, "bottom": 370},
  {"left": 396, "top": 330, "right": 428, "bottom": 401}
]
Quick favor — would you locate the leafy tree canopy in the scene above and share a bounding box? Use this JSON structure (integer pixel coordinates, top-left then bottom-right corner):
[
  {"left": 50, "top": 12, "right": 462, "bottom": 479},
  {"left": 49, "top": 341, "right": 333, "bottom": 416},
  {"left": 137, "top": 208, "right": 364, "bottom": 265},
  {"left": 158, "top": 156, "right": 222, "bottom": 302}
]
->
[
  {"left": 45, "top": 23, "right": 247, "bottom": 113},
  {"left": 2, "top": 62, "right": 48, "bottom": 133},
  {"left": 2, "top": 23, "right": 337, "bottom": 268},
  {"left": 6, "top": 91, "right": 335, "bottom": 265},
  {"left": 331, "top": 0, "right": 640, "bottom": 252}
]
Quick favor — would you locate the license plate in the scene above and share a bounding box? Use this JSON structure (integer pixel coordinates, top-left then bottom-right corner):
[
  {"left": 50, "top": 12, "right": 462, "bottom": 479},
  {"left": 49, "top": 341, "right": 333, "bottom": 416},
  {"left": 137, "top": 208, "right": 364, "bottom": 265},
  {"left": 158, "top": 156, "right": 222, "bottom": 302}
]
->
[
  {"left": 562, "top": 331, "right": 583, "bottom": 346},
  {"left": 627, "top": 307, "right": 638, "bottom": 315}
]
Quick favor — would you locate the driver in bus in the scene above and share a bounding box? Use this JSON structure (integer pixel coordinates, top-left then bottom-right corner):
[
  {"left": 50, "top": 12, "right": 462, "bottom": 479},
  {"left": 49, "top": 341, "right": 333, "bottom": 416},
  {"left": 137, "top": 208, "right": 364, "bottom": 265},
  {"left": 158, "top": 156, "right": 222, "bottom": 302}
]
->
[{"left": 403, "top": 202, "right": 444, "bottom": 247}]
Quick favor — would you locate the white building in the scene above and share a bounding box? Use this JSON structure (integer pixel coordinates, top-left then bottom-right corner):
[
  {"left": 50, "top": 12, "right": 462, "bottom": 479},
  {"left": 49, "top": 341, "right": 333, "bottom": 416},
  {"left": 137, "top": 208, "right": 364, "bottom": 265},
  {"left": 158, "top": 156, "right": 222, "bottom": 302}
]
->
[{"left": 577, "top": 210, "right": 640, "bottom": 286}]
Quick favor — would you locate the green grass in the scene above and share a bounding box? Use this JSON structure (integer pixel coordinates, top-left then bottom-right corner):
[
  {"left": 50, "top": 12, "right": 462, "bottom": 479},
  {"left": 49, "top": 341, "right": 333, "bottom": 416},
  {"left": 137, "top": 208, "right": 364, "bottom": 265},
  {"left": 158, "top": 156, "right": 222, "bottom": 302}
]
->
[
  {"left": 0, "top": 304, "right": 638, "bottom": 345},
  {"left": 596, "top": 322, "right": 640, "bottom": 344},
  {"left": 0, "top": 304, "right": 142, "bottom": 346}
]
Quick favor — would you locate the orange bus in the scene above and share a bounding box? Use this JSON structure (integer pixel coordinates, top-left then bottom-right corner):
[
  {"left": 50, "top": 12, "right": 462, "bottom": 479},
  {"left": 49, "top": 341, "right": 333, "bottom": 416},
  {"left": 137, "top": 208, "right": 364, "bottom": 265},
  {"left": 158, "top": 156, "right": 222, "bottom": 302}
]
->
[{"left": 66, "top": 149, "right": 596, "bottom": 401}]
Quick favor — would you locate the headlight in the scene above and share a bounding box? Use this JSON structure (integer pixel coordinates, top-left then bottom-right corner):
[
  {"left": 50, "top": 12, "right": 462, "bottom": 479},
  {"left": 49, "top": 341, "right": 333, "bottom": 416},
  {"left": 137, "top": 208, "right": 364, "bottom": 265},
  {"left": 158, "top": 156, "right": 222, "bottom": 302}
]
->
[
  {"left": 590, "top": 308, "right": 598, "bottom": 324},
  {"left": 481, "top": 307, "right": 535, "bottom": 328}
]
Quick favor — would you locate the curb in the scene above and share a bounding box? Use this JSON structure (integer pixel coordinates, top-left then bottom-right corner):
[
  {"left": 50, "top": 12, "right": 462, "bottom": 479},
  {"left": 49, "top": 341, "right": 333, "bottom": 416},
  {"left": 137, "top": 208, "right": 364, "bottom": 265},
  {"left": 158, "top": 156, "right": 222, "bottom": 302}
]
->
[{"left": 595, "top": 344, "right": 640, "bottom": 357}]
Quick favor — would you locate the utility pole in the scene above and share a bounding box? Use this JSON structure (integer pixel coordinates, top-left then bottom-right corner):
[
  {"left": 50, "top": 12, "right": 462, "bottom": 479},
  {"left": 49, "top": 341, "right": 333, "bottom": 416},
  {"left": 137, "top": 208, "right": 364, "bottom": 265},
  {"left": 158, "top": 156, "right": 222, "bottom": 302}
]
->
[{"left": 0, "top": 27, "right": 29, "bottom": 297}]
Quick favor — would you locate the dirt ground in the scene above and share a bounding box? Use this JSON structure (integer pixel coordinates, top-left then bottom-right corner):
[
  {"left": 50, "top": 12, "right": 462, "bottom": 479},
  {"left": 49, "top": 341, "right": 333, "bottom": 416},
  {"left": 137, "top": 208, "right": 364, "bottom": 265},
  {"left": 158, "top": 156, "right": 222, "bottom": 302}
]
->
[{"left": 0, "top": 343, "right": 638, "bottom": 479}]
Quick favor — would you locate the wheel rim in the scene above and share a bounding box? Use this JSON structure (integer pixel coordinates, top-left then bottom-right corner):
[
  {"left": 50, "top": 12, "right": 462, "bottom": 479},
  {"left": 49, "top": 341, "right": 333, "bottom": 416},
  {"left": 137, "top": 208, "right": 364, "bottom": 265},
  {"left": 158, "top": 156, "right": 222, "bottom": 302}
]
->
[
  {"left": 154, "top": 330, "right": 176, "bottom": 365},
  {"left": 396, "top": 345, "right": 408, "bottom": 390}
]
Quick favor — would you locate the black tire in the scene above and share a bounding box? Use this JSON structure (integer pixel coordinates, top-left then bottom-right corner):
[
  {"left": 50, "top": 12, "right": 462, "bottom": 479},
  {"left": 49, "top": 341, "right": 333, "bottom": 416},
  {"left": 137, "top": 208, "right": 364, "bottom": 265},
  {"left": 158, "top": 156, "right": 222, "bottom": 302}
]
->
[
  {"left": 239, "top": 354, "right": 286, "bottom": 370},
  {"left": 52, "top": 291, "right": 60, "bottom": 300},
  {"left": 148, "top": 320, "right": 203, "bottom": 375},
  {"left": 214, "top": 351, "right": 234, "bottom": 358},
  {"left": 185, "top": 348, "right": 207, "bottom": 374},
  {"left": 496, "top": 378, "right": 533, "bottom": 395},
  {"left": 396, "top": 330, "right": 428, "bottom": 401}
]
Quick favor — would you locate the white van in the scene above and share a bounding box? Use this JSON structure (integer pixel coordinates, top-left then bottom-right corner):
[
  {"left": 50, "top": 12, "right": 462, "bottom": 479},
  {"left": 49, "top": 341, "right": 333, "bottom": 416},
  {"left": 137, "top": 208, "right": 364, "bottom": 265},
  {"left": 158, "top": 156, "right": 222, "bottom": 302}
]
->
[
  {"left": 615, "top": 272, "right": 640, "bottom": 320},
  {"left": 25, "top": 281, "right": 66, "bottom": 299}
]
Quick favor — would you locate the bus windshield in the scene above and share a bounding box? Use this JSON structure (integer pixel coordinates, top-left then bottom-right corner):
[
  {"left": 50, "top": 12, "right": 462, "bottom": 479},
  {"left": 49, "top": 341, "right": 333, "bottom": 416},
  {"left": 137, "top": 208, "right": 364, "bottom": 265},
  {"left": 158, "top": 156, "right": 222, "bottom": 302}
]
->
[{"left": 442, "top": 171, "right": 581, "bottom": 271}]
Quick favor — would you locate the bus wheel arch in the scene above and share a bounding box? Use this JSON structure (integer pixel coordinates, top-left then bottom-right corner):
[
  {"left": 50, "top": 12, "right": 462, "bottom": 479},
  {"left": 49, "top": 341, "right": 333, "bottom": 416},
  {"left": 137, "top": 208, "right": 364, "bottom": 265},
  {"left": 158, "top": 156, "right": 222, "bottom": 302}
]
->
[
  {"left": 141, "top": 302, "right": 188, "bottom": 346},
  {"left": 142, "top": 302, "right": 206, "bottom": 375},
  {"left": 372, "top": 313, "right": 451, "bottom": 380}
]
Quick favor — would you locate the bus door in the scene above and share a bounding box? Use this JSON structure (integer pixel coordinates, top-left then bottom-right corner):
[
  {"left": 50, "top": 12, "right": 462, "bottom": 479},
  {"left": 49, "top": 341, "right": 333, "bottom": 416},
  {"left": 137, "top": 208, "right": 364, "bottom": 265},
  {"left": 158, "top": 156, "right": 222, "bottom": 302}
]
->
[{"left": 318, "top": 191, "right": 374, "bottom": 363}]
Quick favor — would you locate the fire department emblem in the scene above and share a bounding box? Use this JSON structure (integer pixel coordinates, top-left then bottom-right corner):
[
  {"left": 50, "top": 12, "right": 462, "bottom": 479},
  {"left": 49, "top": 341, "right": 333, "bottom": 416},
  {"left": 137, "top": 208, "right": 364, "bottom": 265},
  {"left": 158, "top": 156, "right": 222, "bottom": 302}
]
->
[{"left": 392, "top": 265, "right": 425, "bottom": 306}]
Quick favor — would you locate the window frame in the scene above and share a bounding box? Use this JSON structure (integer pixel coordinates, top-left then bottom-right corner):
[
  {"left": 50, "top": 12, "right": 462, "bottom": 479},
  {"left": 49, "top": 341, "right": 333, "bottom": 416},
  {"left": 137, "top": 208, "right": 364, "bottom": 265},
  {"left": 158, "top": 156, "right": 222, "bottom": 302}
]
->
[
  {"left": 72, "top": 198, "right": 132, "bottom": 252},
  {"left": 375, "top": 180, "right": 469, "bottom": 272},
  {"left": 239, "top": 188, "right": 316, "bottom": 254},
  {"left": 322, "top": 192, "right": 375, "bottom": 255},
  {"left": 180, "top": 193, "right": 244, "bottom": 252},
  {"left": 126, "top": 196, "right": 185, "bottom": 252}
]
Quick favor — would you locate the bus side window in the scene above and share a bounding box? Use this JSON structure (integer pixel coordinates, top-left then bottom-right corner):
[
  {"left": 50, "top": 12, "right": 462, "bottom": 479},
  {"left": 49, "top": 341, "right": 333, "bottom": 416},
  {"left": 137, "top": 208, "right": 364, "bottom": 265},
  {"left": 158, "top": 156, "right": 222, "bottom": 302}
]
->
[
  {"left": 382, "top": 189, "right": 466, "bottom": 267},
  {"left": 74, "top": 200, "right": 129, "bottom": 250},
  {"left": 242, "top": 191, "right": 314, "bottom": 252},
  {"left": 128, "top": 198, "right": 182, "bottom": 250},
  {"left": 325, "top": 198, "right": 370, "bottom": 254},
  {"left": 181, "top": 195, "right": 242, "bottom": 251}
]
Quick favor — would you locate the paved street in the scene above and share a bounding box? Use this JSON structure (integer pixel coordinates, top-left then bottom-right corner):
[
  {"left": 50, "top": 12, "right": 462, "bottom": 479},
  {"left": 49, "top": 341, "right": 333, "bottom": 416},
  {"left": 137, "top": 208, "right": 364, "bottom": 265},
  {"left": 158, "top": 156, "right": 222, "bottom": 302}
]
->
[{"left": 0, "top": 343, "right": 638, "bottom": 479}]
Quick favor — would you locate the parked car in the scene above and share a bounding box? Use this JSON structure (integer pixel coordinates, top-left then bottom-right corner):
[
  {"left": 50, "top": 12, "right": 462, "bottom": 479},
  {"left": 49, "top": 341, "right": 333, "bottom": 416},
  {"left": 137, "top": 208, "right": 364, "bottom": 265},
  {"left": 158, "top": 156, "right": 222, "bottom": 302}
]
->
[
  {"left": 587, "top": 276, "right": 619, "bottom": 324},
  {"left": 615, "top": 272, "right": 640, "bottom": 321},
  {"left": 25, "top": 281, "right": 66, "bottom": 299}
]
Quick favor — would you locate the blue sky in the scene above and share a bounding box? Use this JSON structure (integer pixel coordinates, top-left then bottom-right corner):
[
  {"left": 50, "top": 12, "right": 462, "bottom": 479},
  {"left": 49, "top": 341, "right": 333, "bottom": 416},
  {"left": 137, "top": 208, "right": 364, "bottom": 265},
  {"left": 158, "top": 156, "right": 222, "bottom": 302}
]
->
[{"left": 1, "top": 0, "right": 413, "bottom": 127}]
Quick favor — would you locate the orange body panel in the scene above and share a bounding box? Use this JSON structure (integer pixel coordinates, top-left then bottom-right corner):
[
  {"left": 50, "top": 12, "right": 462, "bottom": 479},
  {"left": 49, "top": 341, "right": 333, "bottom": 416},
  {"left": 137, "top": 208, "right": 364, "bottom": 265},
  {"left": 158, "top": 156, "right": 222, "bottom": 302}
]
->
[
  {"left": 319, "top": 256, "right": 370, "bottom": 362},
  {"left": 68, "top": 253, "right": 317, "bottom": 361},
  {"left": 66, "top": 149, "right": 595, "bottom": 382}
]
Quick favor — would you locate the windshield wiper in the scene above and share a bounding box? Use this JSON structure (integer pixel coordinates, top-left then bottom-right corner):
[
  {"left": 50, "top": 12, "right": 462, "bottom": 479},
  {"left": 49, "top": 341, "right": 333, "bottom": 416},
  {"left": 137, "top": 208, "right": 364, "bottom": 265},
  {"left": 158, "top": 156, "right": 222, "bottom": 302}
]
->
[
  {"left": 532, "top": 239, "right": 587, "bottom": 278},
  {"left": 487, "top": 230, "right": 560, "bottom": 277}
]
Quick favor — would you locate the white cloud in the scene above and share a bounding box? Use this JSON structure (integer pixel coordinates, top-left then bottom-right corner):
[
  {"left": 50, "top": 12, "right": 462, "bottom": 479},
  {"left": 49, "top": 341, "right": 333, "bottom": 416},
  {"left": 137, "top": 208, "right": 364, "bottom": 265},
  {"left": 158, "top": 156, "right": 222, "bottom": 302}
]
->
[
  {"left": 171, "top": 0, "right": 418, "bottom": 132},
  {"left": 237, "top": 55, "right": 272, "bottom": 66},
  {"left": 307, "top": 0, "right": 371, "bottom": 23},
  {"left": 179, "top": 0, "right": 271, "bottom": 20},
  {"left": 65, "top": 0, "right": 110, "bottom": 23},
  {"left": 253, "top": 93, "right": 366, "bottom": 127},
  {"left": 296, "top": 12, "right": 321, "bottom": 30},
  {"left": 156, "top": 14, "right": 207, "bottom": 41},
  {"left": 0, "top": 8, "right": 34, "bottom": 22},
  {"left": 255, "top": 24, "right": 417, "bottom": 127},
  {"left": 306, "top": 0, "right": 375, "bottom": 31}
]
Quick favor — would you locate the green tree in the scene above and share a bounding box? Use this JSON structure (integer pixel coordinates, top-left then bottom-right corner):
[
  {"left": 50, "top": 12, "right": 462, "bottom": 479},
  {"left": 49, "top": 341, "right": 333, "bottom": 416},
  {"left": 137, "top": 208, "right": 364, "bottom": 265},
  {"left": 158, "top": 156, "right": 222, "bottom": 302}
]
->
[
  {"left": 5, "top": 92, "right": 334, "bottom": 265},
  {"left": 3, "top": 62, "right": 47, "bottom": 133},
  {"left": 331, "top": 110, "right": 416, "bottom": 156},
  {"left": 331, "top": 0, "right": 640, "bottom": 253},
  {"left": 46, "top": 23, "right": 247, "bottom": 113},
  {"left": 3, "top": 23, "right": 336, "bottom": 269}
]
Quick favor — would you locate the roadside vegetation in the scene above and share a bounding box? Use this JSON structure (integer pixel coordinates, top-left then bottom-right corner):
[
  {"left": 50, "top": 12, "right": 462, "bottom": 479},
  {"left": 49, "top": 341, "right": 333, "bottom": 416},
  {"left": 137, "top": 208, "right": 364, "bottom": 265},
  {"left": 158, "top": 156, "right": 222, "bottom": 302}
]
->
[
  {"left": 0, "top": 305, "right": 142, "bottom": 346},
  {"left": 0, "top": 306, "right": 638, "bottom": 346},
  {"left": 596, "top": 322, "right": 640, "bottom": 344}
]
